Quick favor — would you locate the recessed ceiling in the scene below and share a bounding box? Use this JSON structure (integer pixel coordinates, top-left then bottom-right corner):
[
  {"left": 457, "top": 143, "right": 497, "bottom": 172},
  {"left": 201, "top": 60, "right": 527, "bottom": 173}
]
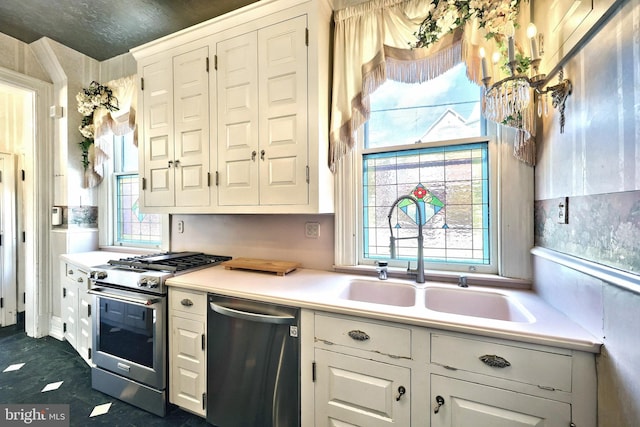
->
[{"left": 0, "top": 0, "right": 260, "bottom": 61}]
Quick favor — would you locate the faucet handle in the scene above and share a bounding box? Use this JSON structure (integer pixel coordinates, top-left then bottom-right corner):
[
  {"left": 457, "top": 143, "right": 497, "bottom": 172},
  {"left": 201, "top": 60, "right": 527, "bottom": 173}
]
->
[
  {"left": 458, "top": 275, "right": 468, "bottom": 287},
  {"left": 376, "top": 261, "right": 388, "bottom": 280}
]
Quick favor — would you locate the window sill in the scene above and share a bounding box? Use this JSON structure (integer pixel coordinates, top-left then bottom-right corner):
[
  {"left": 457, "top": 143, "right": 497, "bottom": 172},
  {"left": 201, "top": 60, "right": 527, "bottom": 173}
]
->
[
  {"left": 333, "top": 264, "right": 531, "bottom": 290},
  {"left": 98, "top": 245, "right": 162, "bottom": 255}
]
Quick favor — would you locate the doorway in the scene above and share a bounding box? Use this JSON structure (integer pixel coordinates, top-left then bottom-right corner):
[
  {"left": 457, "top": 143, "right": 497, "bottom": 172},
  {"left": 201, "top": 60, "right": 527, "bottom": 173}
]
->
[{"left": 0, "top": 70, "right": 53, "bottom": 337}]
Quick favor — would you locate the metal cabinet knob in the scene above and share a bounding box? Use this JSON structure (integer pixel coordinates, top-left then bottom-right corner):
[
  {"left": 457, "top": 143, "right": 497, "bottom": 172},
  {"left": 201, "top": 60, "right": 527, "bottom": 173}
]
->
[
  {"left": 479, "top": 354, "right": 511, "bottom": 368},
  {"left": 396, "top": 386, "right": 406, "bottom": 401},
  {"left": 433, "top": 395, "right": 445, "bottom": 413},
  {"left": 347, "top": 330, "right": 370, "bottom": 341},
  {"left": 181, "top": 298, "right": 194, "bottom": 307}
]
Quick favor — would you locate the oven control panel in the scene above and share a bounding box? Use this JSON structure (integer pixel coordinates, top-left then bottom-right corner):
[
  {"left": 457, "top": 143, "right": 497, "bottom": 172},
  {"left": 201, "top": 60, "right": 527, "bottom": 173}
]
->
[{"left": 138, "top": 276, "right": 161, "bottom": 288}]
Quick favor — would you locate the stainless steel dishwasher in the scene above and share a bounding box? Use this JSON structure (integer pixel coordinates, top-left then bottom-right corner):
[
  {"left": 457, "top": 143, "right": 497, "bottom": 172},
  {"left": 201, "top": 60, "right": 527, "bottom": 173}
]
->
[{"left": 206, "top": 294, "right": 300, "bottom": 427}]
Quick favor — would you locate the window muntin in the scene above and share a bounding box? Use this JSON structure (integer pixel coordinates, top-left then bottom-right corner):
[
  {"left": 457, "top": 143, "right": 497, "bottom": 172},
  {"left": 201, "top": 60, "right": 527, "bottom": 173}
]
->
[{"left": 361, "top": 63, "right": 490, "bottom": 269}]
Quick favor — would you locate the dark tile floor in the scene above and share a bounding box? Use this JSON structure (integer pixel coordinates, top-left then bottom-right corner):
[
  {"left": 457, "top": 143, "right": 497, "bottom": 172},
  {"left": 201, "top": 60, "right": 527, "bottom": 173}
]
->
[{"left": 0, "top": 323, "right": 209, "bottom": 426}]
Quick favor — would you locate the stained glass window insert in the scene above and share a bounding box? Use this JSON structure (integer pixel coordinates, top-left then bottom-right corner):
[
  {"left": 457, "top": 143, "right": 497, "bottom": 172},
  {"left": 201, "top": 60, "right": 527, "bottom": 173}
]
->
[
  {"left": 363, "top": 143, "right": 489, "bottom": 265},
  {"left": 116, "top": 175, "right": 162, "bottom": 245}
]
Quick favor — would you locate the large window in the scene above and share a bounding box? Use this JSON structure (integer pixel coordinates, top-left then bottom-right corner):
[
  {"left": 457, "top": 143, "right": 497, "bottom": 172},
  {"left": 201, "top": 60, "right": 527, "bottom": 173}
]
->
[
  {"left": 104, "top": 132, "right": 165, "bottom": 249},
  {"left": 361, "top": 64, "right": 492, "bottom": 271}
]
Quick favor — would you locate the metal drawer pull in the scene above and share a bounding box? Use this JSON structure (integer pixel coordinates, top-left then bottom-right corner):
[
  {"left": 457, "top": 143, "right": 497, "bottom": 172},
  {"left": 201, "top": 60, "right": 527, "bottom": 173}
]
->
[
  {"left": 433, "top": 395, "right": 445, "bottom": 414},
  {"left": 479, "top": 354, "right": 511, "bottom": 368},
  {"left": 396, "top": 386, "right": 406, "bottom": 401},
  {"left": 181, "top": 298, "right": 194, "bottom": 307},
  {"left": 347, "top": 330, "right": 370, "bottom": 341}
]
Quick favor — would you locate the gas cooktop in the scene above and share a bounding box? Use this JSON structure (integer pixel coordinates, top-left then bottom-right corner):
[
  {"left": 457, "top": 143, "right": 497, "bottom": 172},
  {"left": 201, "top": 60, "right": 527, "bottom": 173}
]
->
[{"left": 108, "top": 252, "right": 232, "bottom": 273}]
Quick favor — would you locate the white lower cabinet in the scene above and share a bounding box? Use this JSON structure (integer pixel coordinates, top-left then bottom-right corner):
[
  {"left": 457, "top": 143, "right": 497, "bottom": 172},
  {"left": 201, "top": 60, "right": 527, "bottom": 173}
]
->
[
  {"left": 313, "top": 313, "right": 412, "bottom": 426},
  {"left": 60, "top": 261, "right": 92, "bottom": 365},
  {"left": 168, "top": 288, "right": 207, "bottom": 417},
  {"left": 310, "top": 312, "right": 596, "bottom": 427},
  {"left": 430, "top": 375, "right": 570, "bottom": 427},
  {"left": 314, "top": 349, "right": 411, "bottom": 426}
]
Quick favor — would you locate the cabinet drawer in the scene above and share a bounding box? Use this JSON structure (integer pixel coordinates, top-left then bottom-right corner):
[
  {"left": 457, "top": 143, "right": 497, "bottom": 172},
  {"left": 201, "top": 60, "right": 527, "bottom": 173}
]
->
[
  {"left": 64, "top": 263, "right": 89, "bottom": 287},
  {"left": 315, "top": 314, "right": 411, "bottom": 358},
  {"left": 169, "top": 288, "right": 207, "bottom": 316},
  {"left": 431, "top": 333, "right": 572, "bottom": 392}
]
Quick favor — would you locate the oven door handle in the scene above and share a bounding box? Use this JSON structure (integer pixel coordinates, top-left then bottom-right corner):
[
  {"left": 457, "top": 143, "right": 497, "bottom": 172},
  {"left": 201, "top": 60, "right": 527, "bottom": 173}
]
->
[
  {"left": 88, "top": 288, "right": 161, "bottom": 307},
  {"left": 209, "top": 302, "right": 296, "bottom": 325}
]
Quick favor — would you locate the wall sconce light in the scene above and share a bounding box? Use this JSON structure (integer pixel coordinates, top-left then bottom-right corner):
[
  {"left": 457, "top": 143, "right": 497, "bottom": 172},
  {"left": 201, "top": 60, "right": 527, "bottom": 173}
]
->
[{"left": 480, "top": 23, "right": 572, "bottom": 133}]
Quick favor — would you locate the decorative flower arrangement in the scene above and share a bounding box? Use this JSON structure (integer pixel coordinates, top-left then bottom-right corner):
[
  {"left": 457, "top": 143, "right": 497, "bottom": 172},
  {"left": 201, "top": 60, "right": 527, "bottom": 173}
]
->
[
  {"left": 413, "top": 0, "right": 523, "bottom": 48},
  {"left": 76, "top": 81, "right": 119, "bottom": 170}
]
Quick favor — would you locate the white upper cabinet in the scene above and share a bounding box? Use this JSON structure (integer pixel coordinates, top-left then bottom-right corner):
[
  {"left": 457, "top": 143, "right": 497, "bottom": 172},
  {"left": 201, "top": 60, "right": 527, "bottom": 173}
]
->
[
  {"left": 217, "top": 31, "right": 260, "bottom": 206},
  {"left": 217, "top": 16, "right": 308, "bottom": 207},
  {"left": 139, "top": 43, "right": 212, "bottom": 211},
  {"left": 132, "top": 0, "right": 334, "bottom": 214}
]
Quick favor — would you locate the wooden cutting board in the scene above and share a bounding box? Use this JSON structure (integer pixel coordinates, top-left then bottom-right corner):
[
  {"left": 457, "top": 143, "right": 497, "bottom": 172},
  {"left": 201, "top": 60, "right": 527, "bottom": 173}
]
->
[{"left": 221, "top": 258, "right": 301, "bottom": 276}]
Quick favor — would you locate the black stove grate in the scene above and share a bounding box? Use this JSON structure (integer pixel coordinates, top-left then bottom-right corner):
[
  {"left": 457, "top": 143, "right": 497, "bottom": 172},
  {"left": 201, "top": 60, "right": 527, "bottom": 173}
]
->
[{"left": 109, "top": 252, "right": 232, "bottom": 272}]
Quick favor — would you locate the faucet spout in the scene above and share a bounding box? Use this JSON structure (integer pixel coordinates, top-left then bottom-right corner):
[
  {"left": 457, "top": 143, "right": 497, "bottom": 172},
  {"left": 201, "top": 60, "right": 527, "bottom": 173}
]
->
[{"left": 388, "top": 195, "right": 425, "bottom": 284}]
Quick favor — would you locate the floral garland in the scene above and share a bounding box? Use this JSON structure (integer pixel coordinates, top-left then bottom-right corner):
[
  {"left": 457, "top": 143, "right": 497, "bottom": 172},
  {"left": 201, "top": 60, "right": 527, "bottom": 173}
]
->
[
  {"left": 413, "top": 0, "right": 523, "bottom": 48},
  {"left": 76, "top": 81, "right": 119, "bottom": 170}
]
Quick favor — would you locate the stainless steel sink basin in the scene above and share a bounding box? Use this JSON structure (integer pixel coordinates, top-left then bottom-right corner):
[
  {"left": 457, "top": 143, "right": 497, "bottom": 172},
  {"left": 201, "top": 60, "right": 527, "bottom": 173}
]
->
[
  {"left": 424, "top": 286, "right": 535, "bottom": 323},
  {"left": 341, "top": 279, "right": 417, "bottom": 307}
]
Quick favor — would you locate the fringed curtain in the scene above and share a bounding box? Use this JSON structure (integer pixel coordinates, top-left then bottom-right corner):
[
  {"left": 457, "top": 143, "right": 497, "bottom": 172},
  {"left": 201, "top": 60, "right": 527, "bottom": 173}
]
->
[
  {"left": 328, "top": 0, "right": 535, "bottom": 171},
  {"left": 85, "top": 75, "right": 137, "bottom": 187}
]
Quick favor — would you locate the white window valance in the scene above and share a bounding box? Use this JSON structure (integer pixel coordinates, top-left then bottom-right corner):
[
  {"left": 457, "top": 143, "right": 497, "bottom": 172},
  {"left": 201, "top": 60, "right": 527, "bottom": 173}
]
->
[
  {"left": 329, "top": 0, "right": 535, "bottom": 171},
  {"left": 88, "top": 75, "right": 137, "bottom": 184}
]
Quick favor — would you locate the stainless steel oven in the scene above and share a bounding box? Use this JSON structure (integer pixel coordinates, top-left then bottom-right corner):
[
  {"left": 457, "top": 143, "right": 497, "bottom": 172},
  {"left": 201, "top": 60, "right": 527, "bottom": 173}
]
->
[{"left": 88, "top": 252, "right": 231, "bottom": 417}]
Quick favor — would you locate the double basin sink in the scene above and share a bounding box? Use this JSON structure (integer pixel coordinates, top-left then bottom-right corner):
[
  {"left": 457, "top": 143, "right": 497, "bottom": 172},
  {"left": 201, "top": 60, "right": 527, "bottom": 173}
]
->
[{"left": 341, "top": 279, "right": 535, "bottom": 323}]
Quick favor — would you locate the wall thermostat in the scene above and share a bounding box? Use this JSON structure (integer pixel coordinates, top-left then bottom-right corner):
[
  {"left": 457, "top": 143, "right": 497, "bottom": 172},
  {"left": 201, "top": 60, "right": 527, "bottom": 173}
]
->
[{"left": 52, "top": 206, "right": 62, "bottom": 225}]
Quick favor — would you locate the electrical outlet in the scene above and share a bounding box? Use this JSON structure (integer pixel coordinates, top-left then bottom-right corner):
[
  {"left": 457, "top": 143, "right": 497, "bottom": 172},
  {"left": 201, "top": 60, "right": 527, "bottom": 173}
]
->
[
  {"left": 558, "top": 197, "right": 568, "bottom": 224},
  {"left": 177, "top": 220, "right": 184, "bottom": 233},
  {"left": 305, "top": 222, "right": 320, "bottom": 238}
]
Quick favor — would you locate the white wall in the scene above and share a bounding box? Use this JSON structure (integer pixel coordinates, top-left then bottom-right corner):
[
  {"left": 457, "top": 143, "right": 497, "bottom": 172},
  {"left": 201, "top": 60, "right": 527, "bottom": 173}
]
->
[{"left": 533, "top": 0, "right": 640, "bottom": 425}]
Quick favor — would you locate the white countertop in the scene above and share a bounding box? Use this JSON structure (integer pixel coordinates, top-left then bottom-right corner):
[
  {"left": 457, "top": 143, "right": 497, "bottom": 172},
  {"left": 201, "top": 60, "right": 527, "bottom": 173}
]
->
[
  {"left": 60, "top": 251, "right": 141, "bottom": 269},
  {"left": 167, "top": 265, "right": 602, "bottom": 353}
]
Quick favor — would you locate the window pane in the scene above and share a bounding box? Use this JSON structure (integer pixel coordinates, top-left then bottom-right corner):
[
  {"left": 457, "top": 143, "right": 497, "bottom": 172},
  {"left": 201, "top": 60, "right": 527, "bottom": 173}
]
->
[
  {"left": 120, "top": 132, "right": 138, "bottom": 172},
  {"left": 116, "top": 174, "right": 161, "bottom": 246},
  {"left": 363, "top": 143, "right": 489, "bottom": 265},
  {"left": 366, "top": 63, "right": 481, "bottom": 149}
]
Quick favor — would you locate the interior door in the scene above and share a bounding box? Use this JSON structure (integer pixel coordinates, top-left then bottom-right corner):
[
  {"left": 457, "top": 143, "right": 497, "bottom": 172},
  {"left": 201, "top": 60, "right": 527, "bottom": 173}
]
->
[{"left": 0, "top": 153, "right": 17, "bottom": 326}]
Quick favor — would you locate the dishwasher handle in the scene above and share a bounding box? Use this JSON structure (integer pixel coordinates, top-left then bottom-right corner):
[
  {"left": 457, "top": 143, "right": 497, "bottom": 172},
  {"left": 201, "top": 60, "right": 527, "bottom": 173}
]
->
[{"left": 209, "top": 301, "right": 297, "bottom": 325}]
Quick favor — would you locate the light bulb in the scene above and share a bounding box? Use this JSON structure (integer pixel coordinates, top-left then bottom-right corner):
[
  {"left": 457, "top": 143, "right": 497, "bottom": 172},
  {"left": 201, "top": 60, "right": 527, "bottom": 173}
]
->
[
  {"left": 492, "top": 51, "right": 501, "bottom": 65},
  {"left": 479, "top": 47, "right": 486, "bottom": 58},
  {"left": 527, "top": 23, "right": 540, "bottom": 60},
  {"left": 505, "top": 21, "right": 515, "bottom": 38}
]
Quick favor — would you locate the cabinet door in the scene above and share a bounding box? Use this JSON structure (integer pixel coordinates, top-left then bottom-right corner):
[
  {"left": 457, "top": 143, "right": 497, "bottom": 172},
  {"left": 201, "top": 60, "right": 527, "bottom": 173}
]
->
[
  {"left": 142, "top": 58, "right": 175, "bottom": 207},
  {"left": 258, "top": 16, "right": 308, "bottom": 205},
  {"left": 77, "top": 273, "right": 92, "bottom": 364},
  {"left": 173, "top": 46, "right": 211, "bottom": 207},
  {"left": 170, "top": 315, "right": 206, "bottom": 416},
  {"left": 314, "top": 349, "right": 410, "bottom": 426},
  {"left": 217, "top": 32, "right": 260, "bottom": 206},
  {"left": 62, "top": 282, "right": 78, "bottom": 348},
  {"left": 430, "top": 375, "right": 571, "bottom": 427}
]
